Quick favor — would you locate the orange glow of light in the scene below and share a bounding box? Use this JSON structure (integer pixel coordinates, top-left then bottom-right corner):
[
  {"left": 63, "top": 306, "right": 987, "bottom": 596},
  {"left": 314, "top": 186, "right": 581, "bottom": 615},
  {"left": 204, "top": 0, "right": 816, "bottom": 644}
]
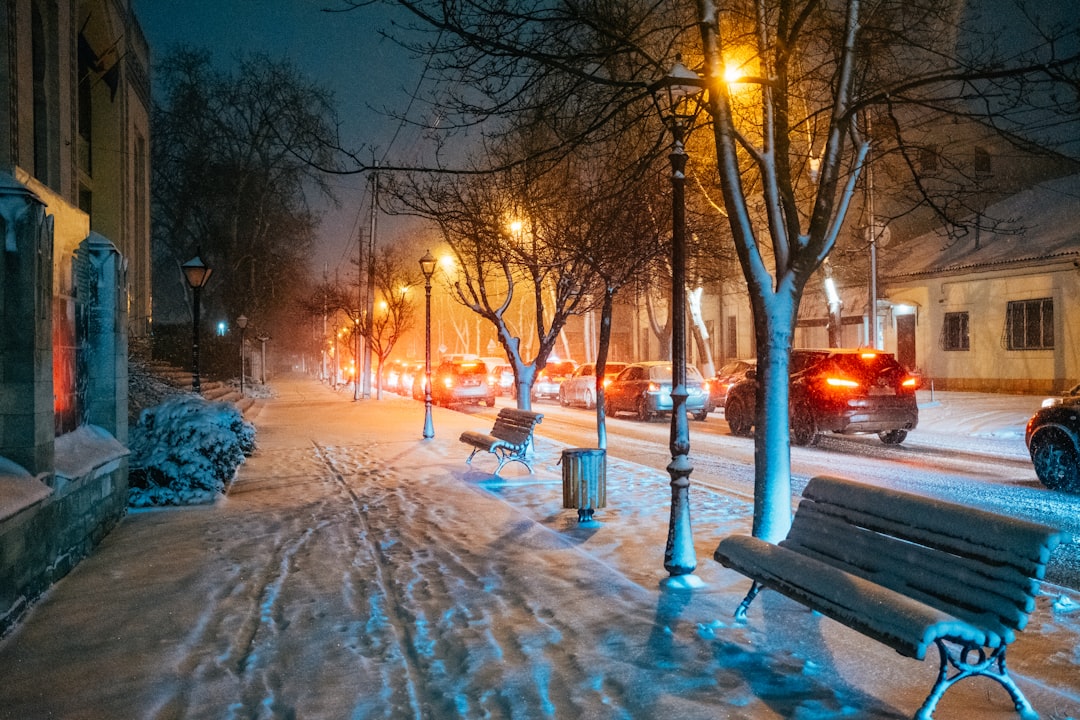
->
[
  {"left": 902, "top": 377, "right": 920, "bottom": 389},
  {"left": 825, "top": 377, "right": 859, "bottom": 389}
]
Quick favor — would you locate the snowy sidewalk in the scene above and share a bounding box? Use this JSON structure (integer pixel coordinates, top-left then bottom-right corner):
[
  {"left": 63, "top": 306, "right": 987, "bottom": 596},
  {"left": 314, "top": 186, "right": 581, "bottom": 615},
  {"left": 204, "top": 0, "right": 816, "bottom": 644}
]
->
[{"left": 0, "top": 374, "right": 1077, "bottom": 720}]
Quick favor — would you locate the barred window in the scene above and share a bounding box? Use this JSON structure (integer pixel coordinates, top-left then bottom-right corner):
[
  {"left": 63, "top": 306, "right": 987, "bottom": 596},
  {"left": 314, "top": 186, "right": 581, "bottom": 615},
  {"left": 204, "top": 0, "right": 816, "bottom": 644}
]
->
[
  {"left": 1005, "top": 298, "right": 1053, "bottom": 350},
  {"left": 942, "top": 312, "right": 969, "bottom": 351}
]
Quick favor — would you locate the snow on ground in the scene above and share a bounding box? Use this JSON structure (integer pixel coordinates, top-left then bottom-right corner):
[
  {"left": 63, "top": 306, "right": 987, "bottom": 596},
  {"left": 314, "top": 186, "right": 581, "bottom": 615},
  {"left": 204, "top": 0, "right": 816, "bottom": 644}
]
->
[{"left": 0, "top": 375, "right": 1077, "bottom": 720}]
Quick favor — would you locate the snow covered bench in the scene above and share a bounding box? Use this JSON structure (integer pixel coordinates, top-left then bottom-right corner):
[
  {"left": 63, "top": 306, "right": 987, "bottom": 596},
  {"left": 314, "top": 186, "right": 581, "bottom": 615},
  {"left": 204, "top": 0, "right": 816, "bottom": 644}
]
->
[
  {"left": 459, "top": 408, "right": 543, "bottom": 476},
  {"left": 714, "top": 475, "right": 1067, "bottom": 720}
]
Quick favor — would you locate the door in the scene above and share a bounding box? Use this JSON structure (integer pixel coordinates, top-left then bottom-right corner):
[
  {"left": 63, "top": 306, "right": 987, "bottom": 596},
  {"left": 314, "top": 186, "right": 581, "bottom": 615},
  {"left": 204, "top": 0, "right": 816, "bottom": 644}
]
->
[{"left": 896, "top": 314, "right": 916, "bottom": 370}]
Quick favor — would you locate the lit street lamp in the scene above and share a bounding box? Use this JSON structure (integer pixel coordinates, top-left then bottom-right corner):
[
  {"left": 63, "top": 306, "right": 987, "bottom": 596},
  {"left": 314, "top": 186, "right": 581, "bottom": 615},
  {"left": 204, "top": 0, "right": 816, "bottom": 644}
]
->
[
  {"left": 237, "top": 314, "right": 248, "bottom": 396},
  {"left": 420, "top": 250, "right": 437, "bottom": 439},
  {"left": 649, "top": 56, "right": 706, "bottom": 586},
  {"left": 181, "top": 251, "right": 213, "bottom": 394}
]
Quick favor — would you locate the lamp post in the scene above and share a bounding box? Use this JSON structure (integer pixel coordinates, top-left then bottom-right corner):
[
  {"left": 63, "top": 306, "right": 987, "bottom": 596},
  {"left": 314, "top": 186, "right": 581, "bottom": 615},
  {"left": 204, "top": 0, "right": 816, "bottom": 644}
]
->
[
  {"left": 237, "top": 314, "right": 248, "bottom": 396},
  {"left": 256, "top": 333, "right": 270, "bottom": 384},
  {"left": 181, "top": 251, "right": 213, "bottom": 394},
  {"left": 649, "top": 56, "right": 706, "bottom": 586},
  {"left": 419, "top": 250, "right": 437, "bottom": 439}
]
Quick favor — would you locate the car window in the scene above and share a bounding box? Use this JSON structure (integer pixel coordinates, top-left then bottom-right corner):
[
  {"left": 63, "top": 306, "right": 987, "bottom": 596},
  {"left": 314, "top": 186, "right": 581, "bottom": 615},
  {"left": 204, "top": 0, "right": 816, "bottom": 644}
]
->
[
  {"left": 649, "top": 365, "right": 673, "bottom": 381},
  {"left": 454, "top": 362, "right": 488, "bottom": 376},
  {"left": 686, "top": 366, "right": 705, "bottom": 381}
]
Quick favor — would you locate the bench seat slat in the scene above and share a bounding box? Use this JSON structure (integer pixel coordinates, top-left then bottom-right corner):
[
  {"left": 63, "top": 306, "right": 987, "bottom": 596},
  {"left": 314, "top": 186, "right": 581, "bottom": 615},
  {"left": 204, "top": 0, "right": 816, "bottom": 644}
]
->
[
  {"left": 785, "top": 506, "right": 1037, "bottom": 634},
  {"left": 715, "top": 535, "right": 999, "bottom": 660},
  {"left": 802, "top": 476, "right": 1065, "bottom": 573}
]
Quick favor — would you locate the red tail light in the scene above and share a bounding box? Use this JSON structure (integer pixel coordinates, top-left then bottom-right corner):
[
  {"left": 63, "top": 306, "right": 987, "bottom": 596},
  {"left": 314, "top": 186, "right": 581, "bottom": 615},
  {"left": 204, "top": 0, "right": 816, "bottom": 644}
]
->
[
  {"left": 647, "top": 382, "right": 661, "bottom": 392},
  {"left": 901, "top": 376, "right": 919, "bottom": 389},
  {"left": 824, "top": 376, "right": 859, "bottom": 389}
]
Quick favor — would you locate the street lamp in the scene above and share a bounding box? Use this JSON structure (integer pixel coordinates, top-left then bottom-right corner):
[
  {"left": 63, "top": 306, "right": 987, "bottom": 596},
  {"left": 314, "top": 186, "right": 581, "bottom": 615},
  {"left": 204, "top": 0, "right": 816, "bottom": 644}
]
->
[
  {"left": 419, "top": 249, "right": 437, "bottom": 439},
  {"left": 237, "top": 314, "right": 248, "bottom": 396},
  {"left": 181, "top": 251, "right": 213, "bottom": 394},
  {"left": 649, "top": 55, "right": 706, "bottom": 586}
]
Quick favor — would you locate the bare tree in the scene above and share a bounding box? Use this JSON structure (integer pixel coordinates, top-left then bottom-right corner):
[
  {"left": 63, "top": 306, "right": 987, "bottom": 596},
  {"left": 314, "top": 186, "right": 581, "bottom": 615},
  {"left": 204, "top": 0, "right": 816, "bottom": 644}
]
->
[{"left": 152, "top": 47, "right": 342, "bottom": 346}]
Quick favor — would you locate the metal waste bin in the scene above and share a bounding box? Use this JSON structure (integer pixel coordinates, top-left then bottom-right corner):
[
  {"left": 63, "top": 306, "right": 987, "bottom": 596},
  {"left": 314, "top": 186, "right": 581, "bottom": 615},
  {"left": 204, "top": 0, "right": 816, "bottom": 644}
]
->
[{"left": 561, "top": 448, "right": 606, "bottom": 522}]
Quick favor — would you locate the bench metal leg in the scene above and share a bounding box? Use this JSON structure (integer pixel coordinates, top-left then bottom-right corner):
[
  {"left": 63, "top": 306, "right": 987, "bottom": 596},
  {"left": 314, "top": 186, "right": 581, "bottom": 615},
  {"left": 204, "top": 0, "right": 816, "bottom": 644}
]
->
[
  {"left": 916, "top": 641, "right": 1037, "bottom": 720},
  {"left": 465, "top": 447, "right": 481, "bottom": 466},
  {"left": 733, "top": 582, "right": 762, "bottom": 623}
]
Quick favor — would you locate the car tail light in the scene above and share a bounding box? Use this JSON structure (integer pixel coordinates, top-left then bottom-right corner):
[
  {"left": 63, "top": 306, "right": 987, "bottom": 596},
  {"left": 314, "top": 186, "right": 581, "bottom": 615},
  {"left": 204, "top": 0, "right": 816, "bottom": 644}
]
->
[
  {"left": 824, "top": 376, "right": 859, "bottom": 390},
  {"left": 702, "top": 380, "right": 711, "bottom": 393},
  {"left": 859, "top": 352, "right": 878, "bottom": 360},
  {"left": 901, "top": 376, "right": 919, "bottom": 390},
  {"left": 648, "top": 382, "right": 661, "bottom": 392},
  {"left": 603, "top": 377, "right": 613, "bottom": 388},
  {"left": 442, "top": 377, "right": 455, "bottom": 389}
]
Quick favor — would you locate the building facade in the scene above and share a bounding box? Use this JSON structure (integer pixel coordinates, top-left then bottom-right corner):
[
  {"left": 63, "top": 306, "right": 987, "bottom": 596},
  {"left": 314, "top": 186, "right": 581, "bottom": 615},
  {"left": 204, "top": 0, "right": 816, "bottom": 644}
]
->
[{"left": 1, "top": 0, "right": 151, "bottom": 635}]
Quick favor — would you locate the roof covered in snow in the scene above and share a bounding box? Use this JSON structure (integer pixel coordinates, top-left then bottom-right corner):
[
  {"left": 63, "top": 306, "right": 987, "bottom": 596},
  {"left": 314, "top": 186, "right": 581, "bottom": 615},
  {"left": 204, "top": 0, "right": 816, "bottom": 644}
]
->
[{"left": 883, "top": 173, "right": 1080, "bottom": 281}]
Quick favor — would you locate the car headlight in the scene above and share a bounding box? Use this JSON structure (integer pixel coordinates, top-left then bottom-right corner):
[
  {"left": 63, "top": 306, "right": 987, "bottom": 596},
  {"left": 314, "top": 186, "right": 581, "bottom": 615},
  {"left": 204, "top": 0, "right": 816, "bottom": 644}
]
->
[{"left": 1041, "top": 397, "right": 1062, "bottom": 408}]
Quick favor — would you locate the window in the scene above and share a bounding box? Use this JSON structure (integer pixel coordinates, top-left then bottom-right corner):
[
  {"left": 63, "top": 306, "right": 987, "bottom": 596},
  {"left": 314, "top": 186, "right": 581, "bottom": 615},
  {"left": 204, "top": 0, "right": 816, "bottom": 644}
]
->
[
  {"left": 942, "top": 312, "right": 969, "bottom": 351},
  {"left": 1005, "top": 298, "right": 1053, "bottom": 350},
  {"left": 973, "top": 147, "right": 992, "bottom": 176}
]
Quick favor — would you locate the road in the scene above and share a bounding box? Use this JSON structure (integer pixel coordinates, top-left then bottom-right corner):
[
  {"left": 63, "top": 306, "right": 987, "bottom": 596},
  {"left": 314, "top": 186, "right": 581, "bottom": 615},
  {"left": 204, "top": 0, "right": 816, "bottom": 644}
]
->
[{"left": 513, "top": 396, "right": 1080, "bottom": 590}]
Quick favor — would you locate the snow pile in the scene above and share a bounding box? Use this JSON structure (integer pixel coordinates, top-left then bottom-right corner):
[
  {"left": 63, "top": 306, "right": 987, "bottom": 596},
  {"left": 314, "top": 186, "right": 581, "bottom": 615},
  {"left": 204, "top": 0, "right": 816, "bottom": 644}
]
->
[{"left": 127, "top": 395, "right": 256, "bottom": 507}]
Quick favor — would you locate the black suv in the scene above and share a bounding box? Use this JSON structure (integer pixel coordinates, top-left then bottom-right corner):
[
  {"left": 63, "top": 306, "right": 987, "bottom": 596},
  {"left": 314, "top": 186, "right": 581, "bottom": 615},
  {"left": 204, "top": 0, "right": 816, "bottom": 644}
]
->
[
  {"left": 724, "top": 349, "right": 920, "bottom": 446},
  {"left": 1025, "top": 384, "right": 1080, "bottom": 493}
]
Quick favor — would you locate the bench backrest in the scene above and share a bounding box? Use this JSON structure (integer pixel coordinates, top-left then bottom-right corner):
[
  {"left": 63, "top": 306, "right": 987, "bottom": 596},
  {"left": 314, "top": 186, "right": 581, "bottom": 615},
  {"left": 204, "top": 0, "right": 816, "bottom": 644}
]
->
[
  {"left": 783, "top": 475, "right": 1067, "bottom": 643},
  {"left": 490, "top": 408, "right": 543, "bottom": 446}
]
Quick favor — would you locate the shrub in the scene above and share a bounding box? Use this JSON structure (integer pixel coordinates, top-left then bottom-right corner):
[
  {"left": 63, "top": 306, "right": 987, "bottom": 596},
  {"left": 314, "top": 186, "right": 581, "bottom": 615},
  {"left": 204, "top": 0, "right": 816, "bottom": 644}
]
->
[{"left": 128, "top": 395, "right": 256, "bottom": 507}]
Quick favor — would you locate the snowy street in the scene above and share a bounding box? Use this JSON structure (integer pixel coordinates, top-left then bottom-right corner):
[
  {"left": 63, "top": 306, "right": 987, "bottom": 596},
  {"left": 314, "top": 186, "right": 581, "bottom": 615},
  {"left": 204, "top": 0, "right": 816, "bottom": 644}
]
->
[{"left": 1, "top": 374, "right": 1078, "bottom": 719}]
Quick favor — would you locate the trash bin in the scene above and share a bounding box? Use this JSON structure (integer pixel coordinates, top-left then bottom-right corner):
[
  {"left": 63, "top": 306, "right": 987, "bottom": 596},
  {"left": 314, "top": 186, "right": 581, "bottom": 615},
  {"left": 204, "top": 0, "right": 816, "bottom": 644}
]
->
[{"left": 561, "top": 448, "right": 606, "bottom": 522}]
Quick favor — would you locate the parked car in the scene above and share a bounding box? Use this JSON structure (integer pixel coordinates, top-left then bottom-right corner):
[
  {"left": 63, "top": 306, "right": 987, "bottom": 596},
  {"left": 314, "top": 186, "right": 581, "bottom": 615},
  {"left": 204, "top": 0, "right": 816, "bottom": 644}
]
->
[
  {"left": 1025, "top": 383, "right": 1080, "bottom": 492},
  {"left": 559, "top": 362, "right": 628, "bottom": 409},
  {"left": 431, "top": 359, "right": 496, "bottom": 407},
  {"left": 400, "top": 361, "right": 425, "bottom": 397},
  {"left": 604, "top": 361, "right": 711, "bottom": 421},
  {"left": 708, "top": 359, "right": 756, "bottom": 411},
  {"left": 532, "top": 359, "right": 577, "bottom": 401},
  {"left": 491, "top": 364, "right": 516, "bottom": 397},
  {"left": 724, "top": 349, "right": 919, "bottom": 445}
]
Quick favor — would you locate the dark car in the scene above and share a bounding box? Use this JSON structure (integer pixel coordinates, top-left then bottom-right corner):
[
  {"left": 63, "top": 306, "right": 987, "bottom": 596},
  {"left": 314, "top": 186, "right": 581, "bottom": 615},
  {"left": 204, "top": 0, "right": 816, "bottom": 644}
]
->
[
  {"left": 532, "top": 360, "right": 577, "bottom": 401},
  {"left": 605, "top": 361, "right": 711, "bottom": 421},
  {"left": 724, "top": 348, "right": 919, "bottom": 445},
  {"left": 559, "top": 362, "right": 629, "bottom": 409},
  {"left": 430, "top": 359, "right": 496, "bottom": 407},
  {"left": 708, "top": 359, "right": 756, "bottom": 411},
  {"left": 1025, "top": 384, "right": 1080, "bottom": 492}
]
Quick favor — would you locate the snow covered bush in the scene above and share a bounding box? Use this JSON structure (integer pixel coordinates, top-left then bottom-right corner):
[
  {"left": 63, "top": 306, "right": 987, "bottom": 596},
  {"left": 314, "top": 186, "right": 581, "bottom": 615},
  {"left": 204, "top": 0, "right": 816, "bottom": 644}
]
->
[{"left": 128, "top": 395, "right": 256, "bottom": 507}]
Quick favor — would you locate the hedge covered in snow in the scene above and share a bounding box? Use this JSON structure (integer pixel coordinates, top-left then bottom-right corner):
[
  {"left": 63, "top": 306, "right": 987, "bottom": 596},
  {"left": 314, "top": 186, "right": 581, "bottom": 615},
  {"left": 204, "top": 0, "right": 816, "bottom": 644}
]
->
[{"left": 128, "top": 395, "right": 256, "bottom": 507}]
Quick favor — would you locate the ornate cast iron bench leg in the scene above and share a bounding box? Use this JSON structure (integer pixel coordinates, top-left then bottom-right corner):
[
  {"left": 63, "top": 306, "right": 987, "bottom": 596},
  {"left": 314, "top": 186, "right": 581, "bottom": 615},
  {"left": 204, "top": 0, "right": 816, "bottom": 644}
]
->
[
  {"left": 916, "top": 640, "right": 1037, "bottom": 720},
  {"left": 733, "top": 582, "right": 762, "bottom": 623}
]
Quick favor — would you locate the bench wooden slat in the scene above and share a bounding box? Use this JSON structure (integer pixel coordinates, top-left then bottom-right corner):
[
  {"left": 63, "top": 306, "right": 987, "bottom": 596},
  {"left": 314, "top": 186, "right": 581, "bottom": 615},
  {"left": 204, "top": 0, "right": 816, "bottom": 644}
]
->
[
  {"left": 784, "top": 508, "right": 1031, "bottom": 638},
  {"left": 802, "top": 476, "right": 1062, "bottom": 574}
]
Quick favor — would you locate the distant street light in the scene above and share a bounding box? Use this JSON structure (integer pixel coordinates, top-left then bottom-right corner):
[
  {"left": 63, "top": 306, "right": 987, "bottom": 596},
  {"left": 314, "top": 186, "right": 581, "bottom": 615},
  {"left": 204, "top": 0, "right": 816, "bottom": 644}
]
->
[
  {"left": 181, "top": 251, "right": 213, "bottom": 394},
  {"left": 237, "top": 314, "right": 248, "bottom": 396},
  {"left": 420, "top": 250, "right": 437, "bottom": 439},
  {"left": 649, "top": 55, "right": 706, "bottom": 586}
]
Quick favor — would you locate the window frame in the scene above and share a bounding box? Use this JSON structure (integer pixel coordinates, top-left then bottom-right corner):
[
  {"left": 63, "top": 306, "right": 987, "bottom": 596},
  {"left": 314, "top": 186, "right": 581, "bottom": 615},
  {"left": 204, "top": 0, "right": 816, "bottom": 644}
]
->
[{"left": 1005, "top": 298, "right": 1054, "bottom": 351}]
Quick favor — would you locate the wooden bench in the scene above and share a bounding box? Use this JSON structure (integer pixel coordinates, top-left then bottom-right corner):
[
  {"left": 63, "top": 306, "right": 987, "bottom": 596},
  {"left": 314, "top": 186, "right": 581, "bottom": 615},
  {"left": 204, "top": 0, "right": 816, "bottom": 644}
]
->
[
  {"left": 714, "top": 475, "right": 1068, "bottom": 720},
  {"left": 459, "top": 408, "right": 544, "bottom": 476}
]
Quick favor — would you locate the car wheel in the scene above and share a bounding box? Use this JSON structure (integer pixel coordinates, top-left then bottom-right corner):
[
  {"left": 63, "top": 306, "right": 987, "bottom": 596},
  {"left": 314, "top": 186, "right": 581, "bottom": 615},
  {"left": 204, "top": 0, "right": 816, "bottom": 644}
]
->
[
  {"left": 605, "top": 400, "right": 616, "bottom": 418},
  {"left": 878, "top": 429, "right": 908, "bottom": 445},
  {"left": 559, "top": 388, "right": 570, "bottom": 407},
  {"left": 584, "top": 389, "right": 594, "bottom": 410},
  {"left": 790, "top": 402, "right": 819, "bottom": 446},
  {"left": 725, "top": 396, "right": 753, "bottom": 437},
  {"left": 636, "top": 397, "right": 653, "bottom": 422},
  {"left": 485, "top": 397, "right": 495, "bottom": 408},
  {"left": 692, "top": 409, "right": 708, "bottom": 422},
  {"left": 1030, "top": 430, "right": 1080, "bottom": 492}
]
